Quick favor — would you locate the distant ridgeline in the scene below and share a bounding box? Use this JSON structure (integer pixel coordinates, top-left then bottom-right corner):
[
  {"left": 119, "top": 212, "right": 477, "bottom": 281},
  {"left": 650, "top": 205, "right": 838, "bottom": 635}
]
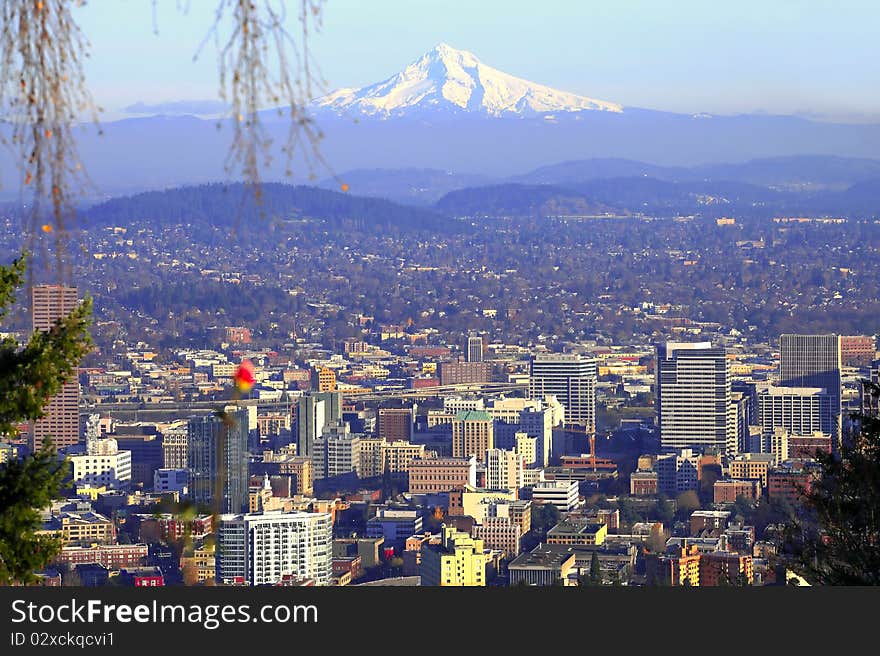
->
[
  {"left": 80, "top": 183, "right": 460, "bottom": 233},
  {"left": 434, "top": 176, "right": 880, "bottom": 220}
]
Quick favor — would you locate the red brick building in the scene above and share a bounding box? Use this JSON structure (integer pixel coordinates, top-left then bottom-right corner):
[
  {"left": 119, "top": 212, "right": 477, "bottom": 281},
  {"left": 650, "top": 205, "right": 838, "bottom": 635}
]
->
[
  {"left": 768, "top": 467, "right": 814, "bottom": 505},
  {"left": 840, "top": 335, "right": 875, "bottom": 367},
  {"left": 699, "top": 551, "right": 753, "bottom": 586},
  {"left": 137, "top": 515, "right": 214, "bottom": 543},
  {"left": 409, "top": 457, "right": 475, "bottom": 494},
  {"left": 378, "top": 407, "right": 414, "bottom": 442},
  {"left": 787, "top": 434, "right": 833, "bottom": 460},
  {"left": 332, "top": 556, "right": 363, "bottom": 581},
  {"left": 630, "top": 471, "right": 659, "bottom": 496},
  {"left": 54, "top": 544, "right": 148, "bottom": 570},
  {"left": 410, "top": 376, "right": 440, "bottom": 389},
  {"left": 224, "top": 326, "right": 252, "bottom": 344},
  {"left": 438, "top": 361, "right": 492, "bottom": 386},
  {"left": 119, "top": 567, "right": 164, "bottom": 587},
  {"left": 713, "top": 479, "right": 762, "bottom": 504}
]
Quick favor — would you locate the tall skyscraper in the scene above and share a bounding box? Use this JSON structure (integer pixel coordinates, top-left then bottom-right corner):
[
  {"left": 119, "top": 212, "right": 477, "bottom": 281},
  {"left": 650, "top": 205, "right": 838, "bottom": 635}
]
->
[
  {"left": 188, "top": 408, "right": 249, "bottom": 514},
  {"left": 485, "top": 448, "right": 522, "bottom": 493},
  {"left": 779, "top": 334, "right": 841, "bottom": 443},
  {"left": 217, "top": 511, "right": 333, "bottom": 586},
  {"left": 452, "top": 410, "right": 494, "bottom": 462},
  {"left": 528, "top": 353, "right": 597, "bottom": 431},
  {"left": 757, "top": 386, "right": 834, "bottom": 442},
  {"left": 656, "top": 342, "right": 736, "bottom": 455},
  {"left": 467, "top": 334, "right": 484, "bottom": 363},
  {"left": 312, "top": 419, "right": 361, "bottom": 480},
  {"left": 29, "top": 285, "right": 81, "bottom": 451},
  {"left": 296, "top": 391, "right": 342, "bottom": 458},
  {"left": 377, "top": 406, "right": 415, "bottom": 442}
]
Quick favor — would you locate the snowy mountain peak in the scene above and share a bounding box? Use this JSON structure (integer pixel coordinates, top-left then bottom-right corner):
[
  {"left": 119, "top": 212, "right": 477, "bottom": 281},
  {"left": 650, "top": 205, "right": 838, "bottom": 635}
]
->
[{"left": 314, "top": 43, "right": 623, "bottom": 118}]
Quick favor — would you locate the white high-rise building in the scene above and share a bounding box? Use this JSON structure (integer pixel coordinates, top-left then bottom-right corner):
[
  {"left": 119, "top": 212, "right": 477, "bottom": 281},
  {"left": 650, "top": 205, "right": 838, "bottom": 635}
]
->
[
  {"left": 656, "top": 342, "right": 737, "bottom": 455},
  {"left": 528, "top": 353, "right": 596, "bottom": 432},
  {"left": 312, "top": 419, "right": 361, "bottom": 480},
  {"left": 514, "top": 432, "right": 538, "bottom": 468},
  {"left": 518, "top": 404, "right": 555, "bottom": 466},
  {"left": 485, "top": 448, "right": 522, "bottom": 493},
  {"left": 779, "top": 334, "right": 841, "bottom": 443},
  {"left": 467, "top": 334, "right": 484, "bottom": 363},
  {"left": 66, "top": 437, "right": 132, "bottom": 490},
  {"left": 531, "top": 479, "right": 579, "bottom": 513},
  {"left": 757, "top": 386, "right": 833, "bottom": 441},
  {"left": 217, "top": 511, "right": 333, "bottom": 586}
]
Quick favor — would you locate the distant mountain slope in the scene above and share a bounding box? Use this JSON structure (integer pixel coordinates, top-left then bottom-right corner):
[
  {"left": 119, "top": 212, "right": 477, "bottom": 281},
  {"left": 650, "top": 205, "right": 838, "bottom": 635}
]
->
[
  {"left": 513, "top": 158, "right": 688, "bottom": 185},
  {"left": 3, "top": 42, "right": 880, "bottom": 195},
  {"left": 516, "top": 155, "right": 880, "bottom": 188},
  {"left": 81, "top": 183, "right": 457, "bottom": 232},
  {"left": 317, "top": 168, "right": 495, "bottom": 205},
  {"left": 435, "top": 183, "right": 619, "bottom": 217},
  {"left": 312, "top": 43, "right": 622, "bottom": 119},
  {"left": 693, "top": 155, "right": 880, "bottom": 188},
  {"left": 435, "top": 176, "right": 880, "bottom": 219}
]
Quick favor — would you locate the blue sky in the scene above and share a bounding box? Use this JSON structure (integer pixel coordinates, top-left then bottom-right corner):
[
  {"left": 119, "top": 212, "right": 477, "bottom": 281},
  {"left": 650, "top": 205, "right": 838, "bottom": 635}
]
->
[{"left": 77, "top": 0, "right": 880, "bottom": 121}]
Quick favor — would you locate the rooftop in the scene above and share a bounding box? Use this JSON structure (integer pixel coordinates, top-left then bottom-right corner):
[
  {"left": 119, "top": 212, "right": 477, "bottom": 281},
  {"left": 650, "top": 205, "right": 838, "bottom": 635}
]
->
[
  {"left": 508, "top": 545, "right": 576, "bottom": 570},
  {"left": 454, "top": 410, "right": 493, "bottom": 422},
  {"left": 547, "top": 520, "right": 606, "bottom": 537}
]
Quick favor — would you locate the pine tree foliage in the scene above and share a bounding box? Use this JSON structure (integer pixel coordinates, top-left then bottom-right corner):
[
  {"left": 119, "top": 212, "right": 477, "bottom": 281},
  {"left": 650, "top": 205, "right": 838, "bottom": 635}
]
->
[
  {"left": 782, "top": 382, "right": 880, "bottom": 585},
  {"left": 0, "top": 252, "right": 93, "bottom": 584}
]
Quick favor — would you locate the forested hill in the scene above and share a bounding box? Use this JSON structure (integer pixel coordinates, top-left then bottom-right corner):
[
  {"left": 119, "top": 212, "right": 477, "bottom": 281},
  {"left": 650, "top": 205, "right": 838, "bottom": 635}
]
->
[
  {"left": 80, "top": 183, "right": 459, "bottom": 232},
  {"left": 435, "top": 183, "right": 619, "bottom": 218}
]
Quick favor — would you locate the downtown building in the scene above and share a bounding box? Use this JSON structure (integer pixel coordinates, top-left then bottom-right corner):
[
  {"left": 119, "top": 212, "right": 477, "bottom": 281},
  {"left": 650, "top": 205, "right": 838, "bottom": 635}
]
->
[
  {"left": 485, "top": 448, "right": 522, "bottom": 493},
  {"left": 296, "top": 391, "right": 342, "bottom": 459},
  {"left": 756, "top": 386, "right": 834, "bottom": 446},
  {"left": 29, "top": 284, "right": 81, "bottom": 451},
  {"left": 312, "top": 419, "right": 361, "bottom": 480},
  {"left": 377, "top": 406, "right": 415, "bottom": 442},
  {"left": 66, "top": 437, "right": 132, "bottom": 490},
  {"left": 452, "top": 410, "right": 494, "bottom": 462},
  {"left": 187, "top": 408, "right": 249, "bottom": 514},
  {"left": 217, "top": 511, "right": 333, "bottom": 586},
  {"left": 656, "top": 342, "right": 737, "bottom": 456},
  {"left": 420, "top": 525, "right": 486, "bottom": 587},
  {"left": 528, "top": 353, "right": 597, "bottom": 432},
  {"left": 778, "top": 334, "right": 842, "bottom": 444},
  {"left": 467, "top": 334, "right": 484, "bottom": 362},
  {"left": 408, "top": 456, "right": 477, "bottom": 494}
]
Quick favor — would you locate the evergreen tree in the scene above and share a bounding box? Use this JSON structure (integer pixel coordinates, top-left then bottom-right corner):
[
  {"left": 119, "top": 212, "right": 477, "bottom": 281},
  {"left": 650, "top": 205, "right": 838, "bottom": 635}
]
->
[
  {"left": 589, "top": 551, "right": 602, "bottom": 585},
  {"left": 781, "top": 382, "right": 880, "bottom": 585},
  {"left": 0, "top": 253, "right": 92, "bottom": 584}
]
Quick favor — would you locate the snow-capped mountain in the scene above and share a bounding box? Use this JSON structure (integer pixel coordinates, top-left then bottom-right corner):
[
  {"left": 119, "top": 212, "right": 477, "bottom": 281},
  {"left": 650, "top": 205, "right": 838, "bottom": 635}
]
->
[{"left": 313, "top": 43, "right": 623, "bottom": 119}]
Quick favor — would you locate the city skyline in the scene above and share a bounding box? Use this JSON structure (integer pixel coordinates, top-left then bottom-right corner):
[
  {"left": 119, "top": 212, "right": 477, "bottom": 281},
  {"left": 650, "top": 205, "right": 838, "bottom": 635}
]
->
[{"left": 1, "top": 1, "right": 878, "bottom": 596}]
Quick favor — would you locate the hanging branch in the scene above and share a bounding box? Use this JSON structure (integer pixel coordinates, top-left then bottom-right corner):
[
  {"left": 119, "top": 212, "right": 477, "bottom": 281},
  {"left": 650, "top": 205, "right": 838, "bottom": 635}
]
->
[
  {"left": 0, "top": 0, "right": 100, "bottom": 273},
  {"left": 198, "top": 0, "right": 334, "bottom": 207}
]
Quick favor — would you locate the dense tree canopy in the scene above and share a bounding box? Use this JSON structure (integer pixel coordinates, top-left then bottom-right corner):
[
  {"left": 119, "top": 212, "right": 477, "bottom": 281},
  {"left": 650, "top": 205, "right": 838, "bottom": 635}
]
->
[
  {"left": 781, "top": 384, "right": 880, "bottom": 585},
  {"left": 0, "top": 252, "right": 92, "bottom": 584}
]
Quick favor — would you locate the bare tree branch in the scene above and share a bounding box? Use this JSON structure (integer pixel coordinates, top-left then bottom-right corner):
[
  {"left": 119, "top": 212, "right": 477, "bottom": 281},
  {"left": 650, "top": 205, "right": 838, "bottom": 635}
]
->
[
  {"left": 196, "top": 0, "right": 332, "bottom": 205},
  {"left": 0, "top": 0, "right": 100, "bottom": 275}
]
